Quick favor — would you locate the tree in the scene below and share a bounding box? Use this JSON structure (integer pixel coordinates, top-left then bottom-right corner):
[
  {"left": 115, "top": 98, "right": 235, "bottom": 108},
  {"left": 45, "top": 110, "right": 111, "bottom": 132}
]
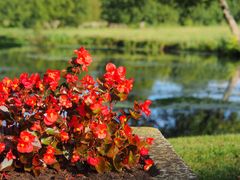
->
[{"left": 219, "top": 0, "right": 240, "bottom": 44}]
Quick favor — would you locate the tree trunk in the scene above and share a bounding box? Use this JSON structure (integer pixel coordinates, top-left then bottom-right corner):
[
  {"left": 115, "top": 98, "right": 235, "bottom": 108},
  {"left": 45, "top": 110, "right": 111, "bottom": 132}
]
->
[{"left": 219, "top": 0, "right": 240, "bottom": 44}]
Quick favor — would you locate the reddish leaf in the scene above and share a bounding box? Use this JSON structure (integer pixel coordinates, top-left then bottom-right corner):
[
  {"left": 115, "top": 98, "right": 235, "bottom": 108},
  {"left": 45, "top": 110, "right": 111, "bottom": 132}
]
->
[
  {"left": 116, "top": 93, "right": 128, "bottom": 101},
  {"left": 114, "top": 137, "right": 126, "bottom": 148},
  {"left": 19, "top": 155, "right": 29, "bottom": 164},
  {"left": 33, "top": 167, "right": 41, "bottom": 176},
  {"left": 106, "top": 144, "right": 119, "bottom": 158},
  {"left": 52, "top": 162, "right": 61, "bottom": 171},
  {"left": 95, "top": 157, "right": 110, "bottom": 174},
  {"left": 113, "top": 154, "right": 123, "bottom": 172},
  {"left": 129, "top": 109, "right": 141, "bottom": 120}
]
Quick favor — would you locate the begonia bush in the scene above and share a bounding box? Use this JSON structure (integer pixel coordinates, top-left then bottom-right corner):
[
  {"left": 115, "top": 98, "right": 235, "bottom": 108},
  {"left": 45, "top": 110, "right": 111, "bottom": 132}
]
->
[{"left": 0, "top": 47, "right": 154, "bottom": 176}]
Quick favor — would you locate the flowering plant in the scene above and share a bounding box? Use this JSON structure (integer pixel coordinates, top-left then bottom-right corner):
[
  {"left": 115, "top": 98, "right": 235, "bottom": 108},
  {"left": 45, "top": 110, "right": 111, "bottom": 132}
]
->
[{"left": 0, "top": 47, "right": 154, "bottom": 176}]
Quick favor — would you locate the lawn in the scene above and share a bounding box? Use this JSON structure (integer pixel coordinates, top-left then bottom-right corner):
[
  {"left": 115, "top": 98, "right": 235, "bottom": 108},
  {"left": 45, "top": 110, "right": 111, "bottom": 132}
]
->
[
  {"left": 1, "top": 26, "right": 239, "bottom": 53},
  {"left": 169, "top": 134, "right": 240, "bottom": 180},
  {"left": 0, "top": 26, "right": 232, "bottom": 43}
]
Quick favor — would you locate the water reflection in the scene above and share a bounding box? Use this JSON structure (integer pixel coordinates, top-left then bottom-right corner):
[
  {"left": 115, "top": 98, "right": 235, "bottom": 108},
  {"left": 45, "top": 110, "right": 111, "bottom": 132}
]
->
[{"left": 1, "top": 47, "right": 240, "bottom": 137}]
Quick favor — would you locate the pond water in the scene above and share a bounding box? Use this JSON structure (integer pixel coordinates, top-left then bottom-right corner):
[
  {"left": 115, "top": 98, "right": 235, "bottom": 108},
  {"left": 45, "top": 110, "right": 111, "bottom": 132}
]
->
[{"left": 1, "top": 47, "right": 240, "bottom": 137}]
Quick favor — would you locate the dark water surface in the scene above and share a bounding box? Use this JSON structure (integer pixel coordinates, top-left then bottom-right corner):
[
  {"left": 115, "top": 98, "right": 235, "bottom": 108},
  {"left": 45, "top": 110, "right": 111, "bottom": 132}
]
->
[{"left": 1, "top": 47, "right": 240, "bottom": 137}]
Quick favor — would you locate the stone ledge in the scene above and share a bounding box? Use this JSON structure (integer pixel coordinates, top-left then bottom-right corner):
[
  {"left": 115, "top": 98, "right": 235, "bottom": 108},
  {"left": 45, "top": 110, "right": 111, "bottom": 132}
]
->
[{"left": 133, "top": 127, "right": 197, "bottom": 180}]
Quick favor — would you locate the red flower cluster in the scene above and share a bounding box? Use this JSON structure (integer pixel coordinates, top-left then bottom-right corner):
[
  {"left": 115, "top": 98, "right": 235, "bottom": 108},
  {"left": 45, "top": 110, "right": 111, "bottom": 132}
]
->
[
  {"left": 17, "top": 131, "right": 35, "bottom": 153},
  {"left": 43, "top": 146, "right": 56, "bottom": 165},
  {"left": 104, "top": 63, "right": 134, "bottom": 98},
  {"left": 0, "top": 47, "right": 154, "bottom": 175},
  {"left": 140, "top": 100, "right": 152, "bottom": 116},
  {"left": 43, "top": 70, "right": 60, "bottom": 91},
  {"left": 74, "top": 47, "right": 92, "bottom": 71}
]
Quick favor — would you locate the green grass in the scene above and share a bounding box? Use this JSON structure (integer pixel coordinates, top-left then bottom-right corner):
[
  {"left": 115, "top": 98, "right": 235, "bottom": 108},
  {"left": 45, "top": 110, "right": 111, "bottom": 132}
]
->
[
  {"left": 169, "top": 134, "right": 240, "bottom": 180},
  {"left": 0, "top": 26, "right": 232, "bottom": 42},
  {"left": 0, "top": 26, "right": 239, "bottom": 54}
]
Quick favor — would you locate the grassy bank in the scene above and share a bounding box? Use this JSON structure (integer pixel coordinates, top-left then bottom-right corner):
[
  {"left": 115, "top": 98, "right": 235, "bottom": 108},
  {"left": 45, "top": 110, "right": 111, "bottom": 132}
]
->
[
  {"left": 0, "top": 26, "right": 240, "bottom": 54},
  {"left": 169, "top": 134, "right": 240, "bottom": 180}
]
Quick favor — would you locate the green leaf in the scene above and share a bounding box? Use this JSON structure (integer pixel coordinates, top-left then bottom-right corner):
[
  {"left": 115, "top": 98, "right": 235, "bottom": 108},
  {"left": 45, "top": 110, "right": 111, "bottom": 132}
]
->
[
  {"left": 128, "top": 151, "right": 140, "bottom": 167},
  {"left": 45, "top": 128, "right": 59, "bottom": 135},
  {"left": 41, "top": 136, "right": 53, "bottom": 145},
  {"left": 0, "top": 158, "right": 13, "bottom": 171}
]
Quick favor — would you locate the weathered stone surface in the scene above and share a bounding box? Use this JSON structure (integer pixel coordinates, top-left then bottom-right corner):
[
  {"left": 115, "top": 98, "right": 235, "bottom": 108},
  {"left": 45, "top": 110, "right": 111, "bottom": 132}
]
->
[{"left": 133, "top": 127, "right": 198, "bottom": 180}]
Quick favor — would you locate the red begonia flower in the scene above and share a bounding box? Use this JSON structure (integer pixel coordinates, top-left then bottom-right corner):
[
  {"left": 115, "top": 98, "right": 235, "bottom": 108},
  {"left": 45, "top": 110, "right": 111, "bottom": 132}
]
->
[
  {"left": 74, "top": 47, "right": 92, "bottom": 71},
  {"left": 60, "top": 131, "right": 69, "bottom": 142},
  {"left": 20, "top": 131, "right": 35, "bottom": 143},
  {"left": 25, "top": 96, "right": 37, "bottom": 107},
  {"left": 74, "top": 123, "right": 84, "bottom": 133},
  {"left": 144, "top": 159, "right": 154, "bottom": 171},
  {"left": 140, "top": 147, "right": 149, "bottom": 156},
  {"left": 44, "top": 109, "right": 58, "bottom": 126},
  {"left": 71, "top": 153, "right": 80, "bottom": 163},
  {"left": 76, "top": 103, "right": 86, "bottom": 117},
  {"left": 17, "top": 140, "right": 33, "bottom": 153},
  {"left": 31, "top": 121, "right": 42, "bottom": 131},
  {"left": 124, "top": 124, "right": 132, "bottom": 137},
  {"left": 140, "top": 100, "right": 152, "bottom": 116},
  {"left": 6, "top": 150, "right": 16, "bottom": 160},
  {"left": 0, "top": 142, "right": 5, "bottom": 154},
  {"left": 43, "top": 70, "right": 60, "bottom": 91},
  {"left": 46, "top": 146, "right": 55, "bottom": 155},
  {"left": 146, "top": 138, "right": 154, "bottom": 145},
  {"left": 59, "top": 94, "right": 72, "bottom": 108},
  {"left": 92, "top": 124, "right": 108, "bottom": 139},
  {"left": 119, "top": 115, "right": 127, "bottom": 124},
  {"left": 87, "top": 157, "right": 99, "bottom": 166},
  {"left": 81, "top": 75, "right": 95, "bottom": 89},
  {"left": 65, "top": 74, "right": 78, "bottom": 83},
  {"left": 20, "top": 73, "right": 40, "bottom": 89},
  {"left": 43, "top": 153, "right": 56, "bottom": 165}
]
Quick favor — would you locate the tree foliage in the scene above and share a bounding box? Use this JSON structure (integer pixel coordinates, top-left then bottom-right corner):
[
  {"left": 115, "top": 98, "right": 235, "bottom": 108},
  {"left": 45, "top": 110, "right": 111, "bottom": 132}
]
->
[
  {"left": 101, "top": 0, "right": 240, "bottom": 25},
  {"left": 0, "top": 0, "right": 101, "bottom": 28},
  {"left": 0, "top": 0, "right": 240, "bottom": 27}
]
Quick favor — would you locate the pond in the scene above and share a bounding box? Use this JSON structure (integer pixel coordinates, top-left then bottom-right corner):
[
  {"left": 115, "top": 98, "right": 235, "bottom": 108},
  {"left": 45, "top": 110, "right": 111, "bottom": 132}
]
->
[{"left": 1, "top": 47, "right": 240, "bottom": 137}]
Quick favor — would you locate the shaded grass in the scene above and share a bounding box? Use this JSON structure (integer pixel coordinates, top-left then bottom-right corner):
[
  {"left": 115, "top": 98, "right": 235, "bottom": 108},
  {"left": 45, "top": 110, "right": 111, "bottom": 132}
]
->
[{"left": 169, "top": 134, "right": 240, "bottom": 180}]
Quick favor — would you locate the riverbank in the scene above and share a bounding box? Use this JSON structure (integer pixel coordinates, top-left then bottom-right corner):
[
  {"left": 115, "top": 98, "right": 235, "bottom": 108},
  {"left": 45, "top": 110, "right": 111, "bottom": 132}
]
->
[
  {"left": 1, "top": 26, "right": 240, "bottom": 55},
  {"left": 169, "top": 134, "right": 240, "bottom": 180}
]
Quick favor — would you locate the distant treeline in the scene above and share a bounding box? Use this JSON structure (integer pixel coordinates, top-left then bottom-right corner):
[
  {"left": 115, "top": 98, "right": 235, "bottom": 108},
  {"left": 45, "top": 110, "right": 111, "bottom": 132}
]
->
[{"left": 0, "top": 0, "right": 240, "bottom": 28}]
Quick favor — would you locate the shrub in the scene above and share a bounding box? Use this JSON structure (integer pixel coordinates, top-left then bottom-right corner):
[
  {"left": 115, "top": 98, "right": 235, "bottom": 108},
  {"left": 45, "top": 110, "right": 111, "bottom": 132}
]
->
[{"left": 0, "top": 47, "right": 154, "bottom": 175}]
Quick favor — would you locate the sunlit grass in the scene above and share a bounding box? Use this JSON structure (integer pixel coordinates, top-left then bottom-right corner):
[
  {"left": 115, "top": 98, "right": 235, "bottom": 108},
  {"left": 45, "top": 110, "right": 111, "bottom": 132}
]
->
[
  {"left": 0, "top": 26, "right": 233, "bottom": 43},
  {"left": 169, "top": 134, "right": 240, "bottom": 180}
]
